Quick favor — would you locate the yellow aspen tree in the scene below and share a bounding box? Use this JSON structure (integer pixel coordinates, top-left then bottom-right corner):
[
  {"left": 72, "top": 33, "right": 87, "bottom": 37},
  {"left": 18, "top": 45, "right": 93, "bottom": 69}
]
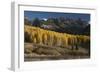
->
[
  {"left": 36, "top": 30, "right": 42, "bottom": 44},
  {"left": 56, "top": 34, "right": 61, "bottom": 46},
  {"left": 53, "top": 33, "right": 58, "bottom": 46},
  {"left": 48, "top": 32, "right": 53, "bottom": 46},
  {"left": 42, "top": 33, "right": 48, "bottom": 45}
]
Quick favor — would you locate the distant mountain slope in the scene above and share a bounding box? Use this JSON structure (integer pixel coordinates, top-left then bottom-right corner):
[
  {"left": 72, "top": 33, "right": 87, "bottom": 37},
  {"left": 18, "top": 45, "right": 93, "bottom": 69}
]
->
[{"left": 25, "top": 17, "right": 90, "bottom": 35}]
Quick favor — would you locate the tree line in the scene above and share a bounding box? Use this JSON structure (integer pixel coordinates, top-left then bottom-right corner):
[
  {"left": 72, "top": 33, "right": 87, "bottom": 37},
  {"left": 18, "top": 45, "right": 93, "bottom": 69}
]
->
[{"left": 25, "top": 25, "right": 90, "bottom": 51}]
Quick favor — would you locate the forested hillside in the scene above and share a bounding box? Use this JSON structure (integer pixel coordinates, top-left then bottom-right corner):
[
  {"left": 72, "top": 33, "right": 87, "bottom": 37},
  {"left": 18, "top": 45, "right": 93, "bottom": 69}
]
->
[{"left": 24, "top": 25, "right": 90, "bottom": 61}]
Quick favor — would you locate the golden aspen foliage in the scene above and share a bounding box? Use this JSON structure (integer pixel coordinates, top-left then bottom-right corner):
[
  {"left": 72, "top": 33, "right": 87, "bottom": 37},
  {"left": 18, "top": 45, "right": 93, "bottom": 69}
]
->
[
  {"left": 24, "top": 25, "right": 90, "bottom": 49},
  {"left": 42, "top": 33, "right": 48, "bottom": 45}
]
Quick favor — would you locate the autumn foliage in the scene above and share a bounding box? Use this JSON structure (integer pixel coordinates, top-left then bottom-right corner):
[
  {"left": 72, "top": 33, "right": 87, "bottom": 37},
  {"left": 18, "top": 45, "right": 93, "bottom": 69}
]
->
[{"left": 24, "top": 25, "right": 90, "bottom": 49}]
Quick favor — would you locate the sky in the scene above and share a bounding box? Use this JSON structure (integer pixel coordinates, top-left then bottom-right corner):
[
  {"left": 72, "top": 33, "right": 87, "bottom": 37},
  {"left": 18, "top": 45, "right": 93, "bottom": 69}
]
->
[{"left": 24, "top": 11, "right": 90, "bottom": 22}]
